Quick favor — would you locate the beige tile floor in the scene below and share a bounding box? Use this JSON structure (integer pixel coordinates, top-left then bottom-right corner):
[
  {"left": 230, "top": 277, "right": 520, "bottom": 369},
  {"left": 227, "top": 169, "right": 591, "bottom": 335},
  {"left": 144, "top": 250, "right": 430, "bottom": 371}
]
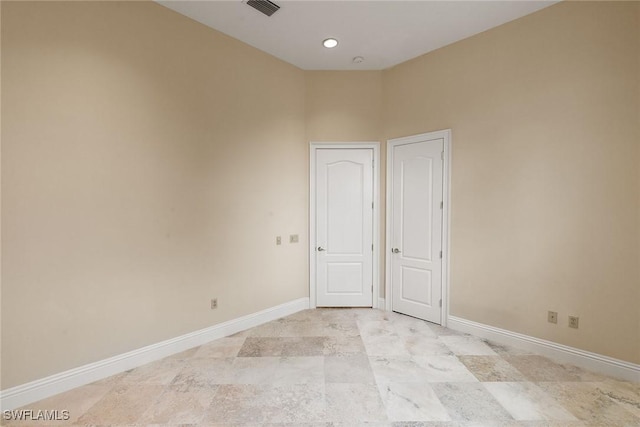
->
[{"left": 5, "top": 308, "right": 640, "bottom": 426}]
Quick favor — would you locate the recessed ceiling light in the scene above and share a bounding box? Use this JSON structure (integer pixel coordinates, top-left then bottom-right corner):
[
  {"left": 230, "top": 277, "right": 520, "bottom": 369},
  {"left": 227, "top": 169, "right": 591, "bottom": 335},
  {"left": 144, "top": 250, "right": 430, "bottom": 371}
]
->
[{"left": 323, "top": 38, "right": 338, "bottom": 49}]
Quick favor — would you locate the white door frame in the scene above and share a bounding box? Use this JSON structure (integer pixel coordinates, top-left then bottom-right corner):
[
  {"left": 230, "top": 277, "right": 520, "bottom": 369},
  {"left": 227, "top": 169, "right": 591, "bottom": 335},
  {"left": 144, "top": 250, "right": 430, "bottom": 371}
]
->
[
  {"left": 309, "top": 142, "right": 381, "bottom": 309},
  {"left": 385, "top": 130, "right": 451, "bottom": 326}
]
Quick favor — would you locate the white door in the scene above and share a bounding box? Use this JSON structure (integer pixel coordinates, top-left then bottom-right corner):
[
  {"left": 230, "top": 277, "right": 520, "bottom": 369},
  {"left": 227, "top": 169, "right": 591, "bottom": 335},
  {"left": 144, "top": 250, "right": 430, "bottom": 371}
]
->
[
  {"left": 389, "top": 137, "right": 444, "bottom": 323},
  {"left": 316, "top": 148, "right": 374, "bottom": 307}
]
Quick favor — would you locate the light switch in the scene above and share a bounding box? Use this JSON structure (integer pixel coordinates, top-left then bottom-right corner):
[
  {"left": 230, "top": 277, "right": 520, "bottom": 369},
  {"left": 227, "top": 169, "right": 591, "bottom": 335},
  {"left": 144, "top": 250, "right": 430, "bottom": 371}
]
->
[{"left": 289, "top": 234, "right": 299, "bottom": 243}]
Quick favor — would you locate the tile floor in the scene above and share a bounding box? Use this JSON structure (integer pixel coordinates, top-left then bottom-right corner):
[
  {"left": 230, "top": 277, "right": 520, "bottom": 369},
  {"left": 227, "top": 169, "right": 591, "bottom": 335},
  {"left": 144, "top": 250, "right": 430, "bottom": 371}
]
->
[{"left": 6, "top": 308, "right": 640, "bottom": 426}]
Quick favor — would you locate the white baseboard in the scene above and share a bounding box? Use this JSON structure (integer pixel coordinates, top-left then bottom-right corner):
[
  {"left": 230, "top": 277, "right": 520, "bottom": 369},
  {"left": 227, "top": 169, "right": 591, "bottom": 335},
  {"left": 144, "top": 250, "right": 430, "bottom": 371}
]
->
[
  {"left": 447, "top": 315, "right": 640, "bottom": 382},
  {"left": 378, "top": 298, "right": 385, "bottom": 309},
  {"left": 0, "top": 297, "right": 310, "bottom": 411}
]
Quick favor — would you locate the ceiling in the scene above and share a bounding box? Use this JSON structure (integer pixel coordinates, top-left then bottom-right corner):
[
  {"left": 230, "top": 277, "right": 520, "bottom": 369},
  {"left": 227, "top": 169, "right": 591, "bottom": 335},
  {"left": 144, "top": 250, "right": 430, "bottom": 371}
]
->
[{"left": 158, "top": 0, "right": 558, "bottom": 70}]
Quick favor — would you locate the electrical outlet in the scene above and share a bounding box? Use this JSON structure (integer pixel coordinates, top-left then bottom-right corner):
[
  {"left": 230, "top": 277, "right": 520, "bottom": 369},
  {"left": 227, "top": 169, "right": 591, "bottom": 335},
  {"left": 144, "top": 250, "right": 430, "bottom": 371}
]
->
[
  {"left": 211, "top": 298, "right": 218, "bottom": 309},
  {"left": 548, "top": 311, "right": 558, "bottom": 324},
  {"left": 289, "top": 234, "right": 299, "bottom": 243},
  {"left": 568, "top": 316, "right": 579, "bottom": 329},
  {"left": 276, "top": 236, "right": 282, "bottom": 245}
]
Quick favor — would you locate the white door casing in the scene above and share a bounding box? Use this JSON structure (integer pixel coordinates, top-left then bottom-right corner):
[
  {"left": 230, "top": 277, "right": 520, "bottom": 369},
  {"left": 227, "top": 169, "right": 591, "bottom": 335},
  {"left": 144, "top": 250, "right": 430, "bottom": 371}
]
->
[
  {"left": 386, "top": 131, "right": 450, "bottom": 324},
  {"left": 310, "top": 143, "right": 380, "bottom": 308}
]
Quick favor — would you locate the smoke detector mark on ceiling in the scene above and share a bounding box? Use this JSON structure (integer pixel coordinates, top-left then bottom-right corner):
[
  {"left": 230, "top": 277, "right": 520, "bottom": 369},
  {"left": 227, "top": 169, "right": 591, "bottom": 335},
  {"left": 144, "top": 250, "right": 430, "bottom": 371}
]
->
[{"left": 246, "top": 0, "right": 280, "bottom": 17}]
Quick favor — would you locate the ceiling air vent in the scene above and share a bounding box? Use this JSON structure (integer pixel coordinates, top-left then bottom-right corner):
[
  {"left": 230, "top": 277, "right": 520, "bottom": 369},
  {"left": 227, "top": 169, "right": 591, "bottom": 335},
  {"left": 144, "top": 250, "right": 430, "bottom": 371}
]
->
[{"left": 246, "top": 0, "right": 280, "bottom": 17}]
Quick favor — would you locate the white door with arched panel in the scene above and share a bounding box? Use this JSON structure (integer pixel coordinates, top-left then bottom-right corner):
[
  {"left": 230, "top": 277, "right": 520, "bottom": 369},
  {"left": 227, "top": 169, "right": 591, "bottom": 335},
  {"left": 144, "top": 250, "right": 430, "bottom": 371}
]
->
[
  {"left": 388, "top": 133, "right": 446, "bottom": 323},
  {"left": 314, "top": 148, "right": 374, "bottom": 307}
]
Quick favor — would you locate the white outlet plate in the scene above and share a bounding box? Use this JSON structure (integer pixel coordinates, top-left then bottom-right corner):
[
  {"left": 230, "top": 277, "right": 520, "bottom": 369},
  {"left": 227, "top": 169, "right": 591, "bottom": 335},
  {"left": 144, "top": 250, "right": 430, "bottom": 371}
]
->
[{"left": 289, "top": 234, "right": 299, "bottom": 243}]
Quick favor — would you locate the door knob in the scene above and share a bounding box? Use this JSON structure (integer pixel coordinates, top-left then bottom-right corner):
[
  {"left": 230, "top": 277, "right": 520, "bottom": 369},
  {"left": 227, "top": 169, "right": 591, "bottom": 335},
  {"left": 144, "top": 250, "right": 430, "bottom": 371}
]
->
[
  {"left": 317, "top": 246, "right": 326, "bottom": 251},
  {"left": 392, "top": 248, "right": 401, "bottom": 254}
]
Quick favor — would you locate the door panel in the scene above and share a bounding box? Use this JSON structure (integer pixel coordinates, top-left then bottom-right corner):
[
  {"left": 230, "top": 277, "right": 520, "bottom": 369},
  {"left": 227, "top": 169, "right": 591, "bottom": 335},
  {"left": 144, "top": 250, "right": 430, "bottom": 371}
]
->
[
  {"left": 316, "top": 149, "right": 373, "bottom": 307},
  {"left": 327, "top": 161, "right": 364, "bottom": 254},
  {"left": 391, "top": 139, "right": 443, "bottom": 322},
  {"left": 402, "top": 157, "right": 433, "bottom": 260},
  {"left": 327, "top": 263, "right": 362, "bottom": 293},
  {"left": 401, "top": 267, "right": 432, "bottom": 305}
]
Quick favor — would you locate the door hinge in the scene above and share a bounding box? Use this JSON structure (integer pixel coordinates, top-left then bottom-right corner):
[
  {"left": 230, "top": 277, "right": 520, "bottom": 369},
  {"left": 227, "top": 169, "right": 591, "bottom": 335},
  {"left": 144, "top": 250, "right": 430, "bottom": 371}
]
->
[
  {"left": 372, "top": 201, "right": 374, "bottom": 209},
  {"left": 439, "top": 250, "right": 443, "bottom": 259},
  {"left": 441, "top": 151, "right": 444, "bottom": 160},
  {"left": 440, "top": 201, "right": 443, "bottom": 209},
  {"left": 439, "top": 299, "right": 442, "bottom": 308},
  {"left": 371, "top": 244, "right": 374, "bottom": 251}
]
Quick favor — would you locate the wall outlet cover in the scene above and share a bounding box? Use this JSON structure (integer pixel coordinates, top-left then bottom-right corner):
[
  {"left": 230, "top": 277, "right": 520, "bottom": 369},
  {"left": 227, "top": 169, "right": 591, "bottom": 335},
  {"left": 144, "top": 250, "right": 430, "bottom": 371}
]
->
[{"left": 569, "top": 316, "right": 579, "bottom": 329}]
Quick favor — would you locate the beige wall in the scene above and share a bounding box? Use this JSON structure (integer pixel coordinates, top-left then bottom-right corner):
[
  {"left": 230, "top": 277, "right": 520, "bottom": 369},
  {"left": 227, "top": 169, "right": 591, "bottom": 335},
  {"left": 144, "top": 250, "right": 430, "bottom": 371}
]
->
[
  {"left": 637, "top": 3, "right": 640, "bottom": 363},
  {"left": 1, "top": 1, "right": 307, "bottom": 388},
  {"left": 2, "top": 0, "right": 639, "bottom": 391},
  {"left": 383, "top": 1, "right": 640, "bottom": 363},
  {"left": 305, "top": 71, "right": 382, "bottom": 142},
  {"left": 0, "top": 0, "right": 4, "bottom": 392}
]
